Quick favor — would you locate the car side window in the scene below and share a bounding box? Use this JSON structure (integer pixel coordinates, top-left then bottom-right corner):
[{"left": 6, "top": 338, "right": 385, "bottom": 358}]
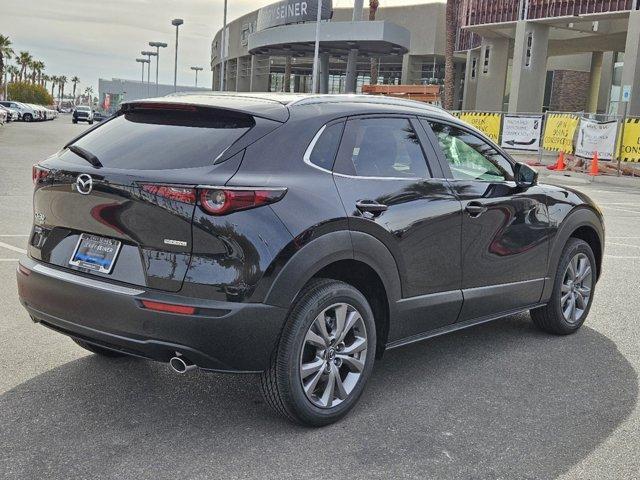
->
[
  {"left": 307, "top": 122, "right": 344, "bottom": 171},
  {"left": 339, "top": 117, "right": 430, "bottom": 178},
  {"left": 427, "top": 121, "right": 514, "bottom": 182}
]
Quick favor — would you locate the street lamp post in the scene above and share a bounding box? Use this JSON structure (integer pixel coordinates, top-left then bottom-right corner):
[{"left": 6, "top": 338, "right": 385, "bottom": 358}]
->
[
  {"left": 149, "top": 41, "right": 168, "bottom": 96},
  {"left": 311, "top": 0, "right": 323, "bottom": 94},
  {"left": 142, "top": 50, "right": 157, "bottom": 97},
  {"left": 220, "top": 0, "right": 228, "bottom": 91},
  {"left": 136, "top": 58, "right": 149, "bottom": 95},
  {"left": 171, "top": 18, "right": 184, "bottom": 92},
  {"left": 190, "top": 66, "right": 204, "bottom": 87}
]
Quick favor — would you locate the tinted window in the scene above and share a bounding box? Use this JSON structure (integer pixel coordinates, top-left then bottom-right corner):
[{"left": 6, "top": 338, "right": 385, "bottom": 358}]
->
[
  {"left": 308, "top": 122, "right": 343, "bottom": 170},
  {"left": 342, "top": 118, "right": 429, "bottom": 178},
  {"left": 70, "top": 110, "right": 254, "bottom": 170},
  {"left": 428, "top": 121, "right": 514, "bottom": 181}
]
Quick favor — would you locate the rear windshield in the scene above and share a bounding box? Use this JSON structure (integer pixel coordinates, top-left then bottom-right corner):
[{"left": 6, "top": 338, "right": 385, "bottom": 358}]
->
[{"left": 69, "top": 109, "right": 254, "bottom": 170}]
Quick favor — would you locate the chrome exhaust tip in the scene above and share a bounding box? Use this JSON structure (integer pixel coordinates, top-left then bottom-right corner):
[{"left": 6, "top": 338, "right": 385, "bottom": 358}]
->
[{"left": 169, "top": 355, "right": 196, "bottom": 374}]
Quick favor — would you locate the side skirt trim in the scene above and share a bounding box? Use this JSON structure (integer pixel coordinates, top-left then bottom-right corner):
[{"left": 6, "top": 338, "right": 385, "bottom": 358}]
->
[{"left": 385, "top": 303, "right": 545, "bottom": 350}]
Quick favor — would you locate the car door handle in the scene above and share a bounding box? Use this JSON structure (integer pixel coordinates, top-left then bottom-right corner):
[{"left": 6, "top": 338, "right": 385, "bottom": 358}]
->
[
  {"left": 356, "top": 200, "right": 388, "bottom": 215},
  {"left": 465, "top": 202, "right": 487, "bottom": 218}
]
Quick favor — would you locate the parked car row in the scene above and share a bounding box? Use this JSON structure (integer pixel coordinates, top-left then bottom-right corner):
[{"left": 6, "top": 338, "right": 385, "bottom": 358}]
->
[{"left": 0, "top": 101, "right": 58, "bottom": 122}]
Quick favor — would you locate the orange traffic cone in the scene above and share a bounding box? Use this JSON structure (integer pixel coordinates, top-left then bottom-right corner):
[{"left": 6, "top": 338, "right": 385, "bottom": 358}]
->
[
  {"left": 589, "top": 151, "right": 599, "bottom": 176},
  {"left": 555, "top": 152, "right": 566, "bottom": 171}
]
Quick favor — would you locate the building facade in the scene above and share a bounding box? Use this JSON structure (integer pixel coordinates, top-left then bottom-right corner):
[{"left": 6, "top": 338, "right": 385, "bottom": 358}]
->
[{"left": 211, "top": 0, "right": 640, "bottom": 115}]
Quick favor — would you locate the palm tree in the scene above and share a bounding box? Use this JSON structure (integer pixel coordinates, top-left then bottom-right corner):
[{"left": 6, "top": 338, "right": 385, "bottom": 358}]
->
[
  {"left": 50, "top": 75, "right": 58, "bottom": 98},
  {"left": 18, "top": 51, "right": 32, "bottom": 82},
  {"left": 443, "top": 0, "right": 457, "bottom": 110},
  {"left": 34, "top": 61, "right": 45, "bottom": 85},
  {"left": 0, "top": 35, "right": 15, "bottom": 88},
  {"left": 7, "top": 65, "right": 19, "bottom": 83},
  {"left": 58, "top": 75, "right": 68, "bottom": 102},
  {"left": 85, "top": 86, "right": 94, "bottom": 106},
  {"left": 30, "top": 60, "right": 38, "bottom": 83},
  {"left": 369, "top": 0, "right": 379, "bottom": 85},
  {"left": 42, "top": 74, "right": 50, "bottom": 90},
  {"left": 71, "top": 76, "right": 80, "bottom": 101}
]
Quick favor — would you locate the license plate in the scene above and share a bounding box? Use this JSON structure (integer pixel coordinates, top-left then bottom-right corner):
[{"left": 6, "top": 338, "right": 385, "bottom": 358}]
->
[{"left": 69, "top": 234, "right": 122, "bottom": 274}]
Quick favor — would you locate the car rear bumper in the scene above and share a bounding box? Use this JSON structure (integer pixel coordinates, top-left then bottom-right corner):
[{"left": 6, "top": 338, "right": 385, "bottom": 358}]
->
[{"left": 16, "top": 256, "right": 287, "bottom": 372}]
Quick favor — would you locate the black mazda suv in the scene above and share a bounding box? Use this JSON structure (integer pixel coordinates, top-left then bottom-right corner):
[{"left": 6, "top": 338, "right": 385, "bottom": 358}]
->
[{"left": 17, "top": 93, "right": 604, "bottom": 426}]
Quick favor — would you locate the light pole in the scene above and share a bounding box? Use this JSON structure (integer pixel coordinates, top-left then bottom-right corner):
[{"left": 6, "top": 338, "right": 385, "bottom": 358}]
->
[
  {"left": 149, "top": 41, "right": 168, "bottom": 95},
  {"left": 171, "top": 18, "right": 184, "bottom": 92},
  {"left": 220, "top": 0, "right": 227, "bottom": 91},
  {"left": 136, "top": 58, "right": 149, "bottom": 95},
  {"left": 311, "top": 0, "right": 323, "bottom": 94},
  {"left": 190, "top": 66, "right": 203, "bottom": 87},
  {"left": 142, "top": 50, "right": 157, "bottom": 97}
]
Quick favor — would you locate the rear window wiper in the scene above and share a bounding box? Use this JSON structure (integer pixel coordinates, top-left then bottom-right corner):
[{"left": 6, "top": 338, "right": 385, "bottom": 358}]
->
[{"left": 68, "top": 145, "right": 103, "bottom": 169}]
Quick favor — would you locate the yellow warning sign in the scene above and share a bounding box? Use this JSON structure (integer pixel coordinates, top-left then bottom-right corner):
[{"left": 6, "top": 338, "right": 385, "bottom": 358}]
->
[
  {"left": 455, "top": 112, "right": 502, "bottom": 143},
  {"left": 618, "top": 118, "right": 640, "bottom": 162},
  {"left": 542, "top": 113, "right": 579, "bottom": 153}
]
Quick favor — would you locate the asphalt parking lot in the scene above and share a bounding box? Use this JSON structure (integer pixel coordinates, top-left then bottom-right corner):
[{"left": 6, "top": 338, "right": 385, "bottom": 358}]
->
[{"left": 0, "top": 119, "right": 638, "bottom": 480}]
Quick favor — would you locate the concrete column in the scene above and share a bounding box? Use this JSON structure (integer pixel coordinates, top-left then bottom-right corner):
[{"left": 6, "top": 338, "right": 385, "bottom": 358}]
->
[
  {"left": 618, "top": 10, "right": 640, "bottom": 115},
  {"left": 345, "top": 49, "right": 359, "bottom": 93},
  {"left": 453, "top": 61, "right": 464, "bottom": 110},
  {"left": 250, "top": 55, "right": 269, "bottom": 92},
  {"left": 598, "top": 52, "right": 614, "bottom": 113},
  {"left": 475, "top": 37, "right": 509, "bottom": 111},
  {"left": 587, "top": 52, "right": 603, "bottom": 113},
  {"left": 319, "top": 53, "right": 330, "bottom": 94},
  {"left": 401, "top": 55, "right": 421, "bottom": 85},
  {"left": 508, "top": 21, "right": 549, "bottom": 113},
  {"left": 293, "top": 74, "right": 301, "bottom": 93},
  {"left": 236, "top": 56, "right": 251, "bottom": 92},
  {"left": 462, "top": 49, "right": 480, "bottom": 110},
  {"left": 212, "top": 64, "right": 220, "bottom": 92}
]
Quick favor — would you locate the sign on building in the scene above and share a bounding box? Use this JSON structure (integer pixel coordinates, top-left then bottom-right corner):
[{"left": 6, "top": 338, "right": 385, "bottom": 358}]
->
[
  {"left": 618, "top": 118, "right": 640, "bottom": 162},
  {"left": 500, "top": 115, "right": 543, "bottom": 151},
  {"left": 575, "top": 119, "right": 618, "bottom": 160},
  {"left": 542, "top": 113, "right": 579, "bottom": 153},
  {"left": 256, "top": 0, "right": 333, "bottom": 32},
  {"left": 456, "top": 112, "right": 502, "bottom": 143}
]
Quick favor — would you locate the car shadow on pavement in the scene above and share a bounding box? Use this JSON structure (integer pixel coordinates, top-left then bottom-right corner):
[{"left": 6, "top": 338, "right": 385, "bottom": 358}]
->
[{"left": 1, "top": 313, "right": 637, "bottom": 480}]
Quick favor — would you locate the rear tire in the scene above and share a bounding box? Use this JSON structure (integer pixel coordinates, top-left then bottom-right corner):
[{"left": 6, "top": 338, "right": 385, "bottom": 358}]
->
[
  {"left": 261, "top": 278, "right": 377, "bottom": 427},
  {"left": 531, "top": 238, "right": 596, "bottom": 335},
  {"left": 72, "top": 338, "right": 126, "bottom": 357},
  {"left": 23, "top": 113, "right": 32, "bottom": 122}
]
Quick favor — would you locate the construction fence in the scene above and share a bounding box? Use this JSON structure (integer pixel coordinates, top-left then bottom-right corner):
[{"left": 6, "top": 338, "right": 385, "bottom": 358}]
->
[{"left": 451, "top": 110, "right": 640, "bottom": 166}]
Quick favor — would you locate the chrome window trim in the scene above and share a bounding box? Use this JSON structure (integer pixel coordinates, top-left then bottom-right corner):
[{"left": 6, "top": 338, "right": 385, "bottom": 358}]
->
[
  {"left": 31, "top": 263, "right": 145, "bottom": 296},
  {"left": 302, "top": 124, "right": 333, "bottom": 174},
  {"left": 333, "top": 172, "right": 424, "bottom": 181}
]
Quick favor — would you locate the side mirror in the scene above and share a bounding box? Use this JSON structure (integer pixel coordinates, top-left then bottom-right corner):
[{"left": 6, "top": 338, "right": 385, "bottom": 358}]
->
[{"left": 514, "top": 162, "right": 538, "bottom": 188}]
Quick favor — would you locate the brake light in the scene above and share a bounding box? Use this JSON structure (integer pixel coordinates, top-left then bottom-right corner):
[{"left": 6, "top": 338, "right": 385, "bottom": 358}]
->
[
  {"left": 199, "top": 188, "right": 287, "bottom": 215},
  {"left": 141, "top": 300, "right": 196, "bottom": 315},
  {"left": 32, "top": 165, "right": 50, "bottom": 185},
  {"left": 141, "top": 184, "right": 196, "bottom": 204}
]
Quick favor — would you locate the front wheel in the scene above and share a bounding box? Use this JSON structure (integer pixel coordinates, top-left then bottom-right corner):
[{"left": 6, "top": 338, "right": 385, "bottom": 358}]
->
[
  {"left": 261, "top": 279, "right": 377, "bottom": 427},
  {"left": 531, "top": 238, "right": 596, "bottom": 335},
  {"left": 23, "top": 113, "right": 33, "bottom": 122}
]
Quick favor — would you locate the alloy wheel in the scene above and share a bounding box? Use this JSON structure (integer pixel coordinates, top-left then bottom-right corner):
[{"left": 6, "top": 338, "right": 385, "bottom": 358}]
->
[
  {"left": 561, "top": 253, "right": 593, "bottom": 324},
  {"left": 299, "top": 303, "right": 368, "bottom": 409}
]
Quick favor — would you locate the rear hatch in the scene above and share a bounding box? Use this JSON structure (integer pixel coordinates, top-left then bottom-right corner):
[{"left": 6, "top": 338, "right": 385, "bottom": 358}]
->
[{"left": 30, "top": 104, "right": 259, "bottom": 292}]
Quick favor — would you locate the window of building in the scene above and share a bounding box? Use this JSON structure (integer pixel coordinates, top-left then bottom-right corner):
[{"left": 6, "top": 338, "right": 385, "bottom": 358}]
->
[
  {"left": 340, "top": 118, "right": 429, "bottom": 178},
  {"left": 483, "top": 46, "right": 490, "bottom": 74},
  {"left": 306, "top": 123, "right": 344, "bottom": 171},
  {"left": 427, "top": 122, "right": 514, "bottom": 182},
  {"left": 525, "top": 33, "right": 533, "bottom": 67},
  {"left": 471, "top": 58, "right": 477, "bottom": 79}
]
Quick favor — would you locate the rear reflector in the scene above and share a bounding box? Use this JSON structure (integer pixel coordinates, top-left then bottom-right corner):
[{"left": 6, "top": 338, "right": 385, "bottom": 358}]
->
[
  {"left": 18, "top": 264, "right": 30, "bottom": 276},
  {"left": 141, "top": 300, "right": 196, "bottom": 315},
  {"left": 199, "top": 188, "right": 287, "bottom": 215},
  {"left": 141, "top": 184, "right": 196, "bottom": 204}
]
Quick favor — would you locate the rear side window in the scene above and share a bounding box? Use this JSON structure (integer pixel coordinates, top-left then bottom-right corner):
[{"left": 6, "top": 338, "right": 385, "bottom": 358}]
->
[
  {"left": 307, "top": 122, "right": 344, "bottom": 171},
  {"left": 70, "top": 110, "right": 254, "bottom": 170},
  {"left": 338, "top": 118, "right": 429, "bottom": 178}
]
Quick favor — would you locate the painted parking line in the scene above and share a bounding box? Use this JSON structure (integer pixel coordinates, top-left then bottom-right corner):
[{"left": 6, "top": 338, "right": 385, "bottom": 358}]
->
[
  {"left": 0, "top": 241, "right": 27, "bottom": 255},
  {"left": 599, "top": 206, "right": 640, "bottom": 215},
  {"left": 605, "top": 255, "right": 640, "bottom": 259},
  {"left": 0, "top": 259, "right": 19, "bottom": 262},
  {"left": 608, "top": 242, "right": 640, "bottom": 250},
  {"left": 0, "top": 234, "right": 29, "bottom": 237}
]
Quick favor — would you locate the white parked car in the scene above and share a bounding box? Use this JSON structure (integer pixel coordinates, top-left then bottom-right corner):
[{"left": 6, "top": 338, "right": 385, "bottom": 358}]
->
[
  {"left": 0, "top": 107, "right": 6, "bottom": 125},
  {"left": 0, "top": 101, "right": 39, "bottom": 122},
  {"left": 0, "top": 104, "right": 19, "bottom": 122}
]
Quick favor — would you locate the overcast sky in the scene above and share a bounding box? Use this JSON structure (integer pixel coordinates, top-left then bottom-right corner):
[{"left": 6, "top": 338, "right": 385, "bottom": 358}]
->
[{"left": 0, "top": 0, "right": 438, "bottom": 94}]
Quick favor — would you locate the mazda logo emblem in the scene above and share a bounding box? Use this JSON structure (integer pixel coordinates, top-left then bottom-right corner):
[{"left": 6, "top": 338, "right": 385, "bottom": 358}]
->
[{"left": 76, "top": 174, "right": 93, "bottom": 195}]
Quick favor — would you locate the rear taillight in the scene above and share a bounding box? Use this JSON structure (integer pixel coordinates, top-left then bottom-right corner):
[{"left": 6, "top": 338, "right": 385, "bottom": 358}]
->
[
  {"left": 199, "top": 188, "right": 287, "bottom": 215},
  {"left": 32, "top": 165, "right": 50, "bottom": 185},
  {"left": 141, "top": 183, "right": 286, "bottom": 215},
  {"left": 141, "top": 184, "right": 196, "bottom": 204}
]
